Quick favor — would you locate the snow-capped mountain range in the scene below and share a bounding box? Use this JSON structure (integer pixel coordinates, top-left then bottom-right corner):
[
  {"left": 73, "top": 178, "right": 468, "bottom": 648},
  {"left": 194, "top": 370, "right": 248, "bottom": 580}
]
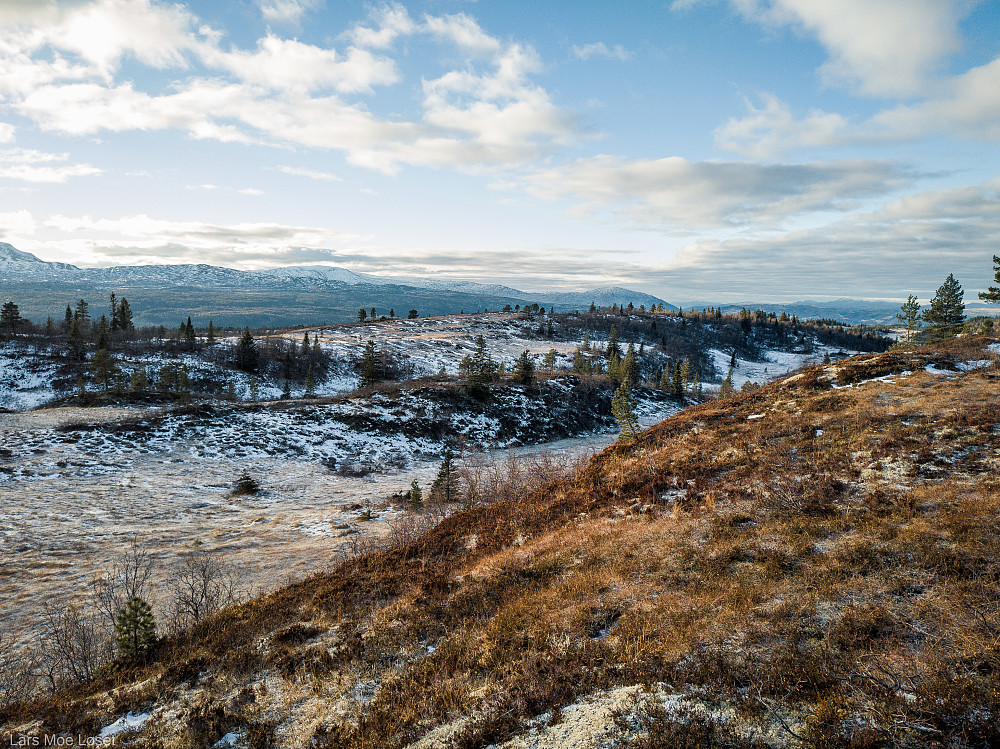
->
[{"left": 0, "top": 243, "right": 671, "bottom": 311}]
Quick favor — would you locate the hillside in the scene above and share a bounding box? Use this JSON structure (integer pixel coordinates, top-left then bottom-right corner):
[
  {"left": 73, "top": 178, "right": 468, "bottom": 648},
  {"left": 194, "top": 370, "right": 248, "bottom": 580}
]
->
[
  {"left": 4, "top": 338, "right": 999, "bottom": 747},
  {"left": 0, "top": 245, "right": 668, "bottom": 326}
]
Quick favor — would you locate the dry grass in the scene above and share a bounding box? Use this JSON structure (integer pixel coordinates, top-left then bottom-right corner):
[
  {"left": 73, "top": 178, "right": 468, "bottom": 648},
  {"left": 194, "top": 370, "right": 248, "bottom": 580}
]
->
[{"left": 5, "top": 338, "right": 1000, "bottom": 748}]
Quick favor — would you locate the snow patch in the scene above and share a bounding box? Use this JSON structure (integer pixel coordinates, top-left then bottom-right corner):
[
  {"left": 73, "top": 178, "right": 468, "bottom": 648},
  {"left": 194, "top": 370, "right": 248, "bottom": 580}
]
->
[{"left": 98, "top": 711, "right": 152, "bottom": 740}]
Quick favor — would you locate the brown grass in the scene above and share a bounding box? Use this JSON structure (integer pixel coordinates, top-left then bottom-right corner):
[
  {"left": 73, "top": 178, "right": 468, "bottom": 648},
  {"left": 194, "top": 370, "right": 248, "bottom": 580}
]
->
[{"left": 5, "top": 338, "right": 1000, "bottom": 748}]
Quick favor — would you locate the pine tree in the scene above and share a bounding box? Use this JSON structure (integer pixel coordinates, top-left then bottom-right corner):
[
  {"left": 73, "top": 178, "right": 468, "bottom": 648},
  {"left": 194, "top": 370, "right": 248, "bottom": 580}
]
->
[
  {"left": 117, "top": 298, "right": 133, "bottom": 333},
  {"left": 896, "top": 295, "right": 921, "bottom": 344},
  {"left": 464, "top": 335, "right": 495, "bottom": 397},
  {"left": 659, "top": 362, "right": 672, "bottom": 390},
  {"left": 234, "top": 328, "right": 259, "bottom": 372},
  {"left": 923, "top": 274, "right": 965, "bottom": 342},
  {"left": 90, "top": 348, "right": 118, "bottom": 391},
  {"left": 0, "top": 301, "right": 21, "bottom": 338},
  {"left": 719, "top": 368, "right": 735, "bottom": 398},
  {"left": 130, "top": 368, "right": 149, "bottom": 392},
  {"left": 359, "top": 340, "right": 381, "bottom": 388},
  {"left": 389, "top": 308, "right": 395, "bottom": 318},
  {"left": 301, "top": 331, "right": 310, "bottom": 355},
  {"left": 304, "top": 364, "right": 316, "bottom": 397},
  {"left": 606, "top": 325, "right": 622, "bottom": 360},
  {"left": 408, "top": 479, "right": 423, "bottom": 510},
  {"left": 206, "top": 320, "right": 217, "bottom": 345},
  {"left": 620, "top": 342, "right": 639, "bottom": 385},
  {"left": 185, "top": 317, "right": 196, "bottom": 349},
  {"left": 671, "top": 358, "right": 684, "bottom": 397},
  {"left": 431, "top": 449, "right": 459, "bottom": 504},
  {"left": 358, "top": 308, "right": 367, "bottom": 322},
  {"left": 978, "top": 255, "right": 1000, "bottom": 304},
  {"left": 611, "top": 381, "right": 639, "bottom": 442},
  {"left": 513, "top": 349, "right": 535, "bottom": 385},
  {"left": 114, "top": 596, "right": 156, "bottom": 661},
  {"left": 589, "top": 301, "right": 596, "bottom": 313},
  {"left": 64, "top": 304, "right": 73, "bottom": 332},
  {"left": 543, "top": 349, "right": 557, "bottom": 373}
]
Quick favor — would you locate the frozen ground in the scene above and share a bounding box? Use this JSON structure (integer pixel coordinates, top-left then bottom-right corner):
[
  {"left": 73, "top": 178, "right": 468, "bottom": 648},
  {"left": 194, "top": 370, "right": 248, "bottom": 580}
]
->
[{"left": 706, "top": 344, "right": 856, "bottom": 392}]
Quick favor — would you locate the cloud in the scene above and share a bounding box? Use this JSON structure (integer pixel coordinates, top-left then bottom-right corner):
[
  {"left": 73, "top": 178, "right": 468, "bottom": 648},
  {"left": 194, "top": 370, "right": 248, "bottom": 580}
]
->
[
  {"left": 522, "top": 155, "right": 914, "bottom": 229},
  {"left": 422, "top": 13, "right": 501, "bottom": 55},
  {"left": 636, "top": 179, "right": 1000, "bottom": 301},
  {"left": 0, "top": 123, "right": 14, "bottom": 143},
  {"left": 0, "top": 1, "right": 579, "bottom": 174},
  {"left": 348, "top": 3, "right": 417, "bottom": 49},
  {"left": 677, "top": 0, "right": 967, "bottom": 97},
  {"left": 277, "top": 165, "right": 342, "bottom": 181},
  {"left": 238, "top": 188, "right": 264, "bottom": 196},
  {"left": 206, "top": 35, "right": 398, "bottom": 94},
  {"left": 0, "top": 148, "right": 101, "bottom": 182},
  {"left": 257, "top": 0, "right": 322, "bottom": 26},
  {"left": 714, "top": 93, "right": 849, "bottom": 158},
  {"left": 571, "top": 42, "right": 630, "bottom": 61},
  {"left": 716, "top": 53, "right": 1000, "bottom": 156},
  {"left": 0, "top": 209, "right": 36, "bottom": 238}
]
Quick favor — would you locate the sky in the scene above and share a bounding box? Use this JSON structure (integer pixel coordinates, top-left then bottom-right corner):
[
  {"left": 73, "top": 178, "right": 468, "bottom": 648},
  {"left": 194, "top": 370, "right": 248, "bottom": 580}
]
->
[{"left": 0, "top": 0, "right": 998, "bottom": 303}]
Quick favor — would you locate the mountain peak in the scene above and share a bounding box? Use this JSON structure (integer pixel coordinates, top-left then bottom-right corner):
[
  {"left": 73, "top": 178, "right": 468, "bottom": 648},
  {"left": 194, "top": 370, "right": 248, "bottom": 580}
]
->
[{"left": 0, "top": 243, "right": 79, "bottom": 272}]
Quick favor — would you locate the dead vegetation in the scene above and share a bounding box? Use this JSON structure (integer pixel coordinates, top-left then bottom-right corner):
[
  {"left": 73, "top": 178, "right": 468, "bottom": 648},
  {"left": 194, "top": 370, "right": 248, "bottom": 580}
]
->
[{"left": 4, "top": 338, "right": 1000, "bottom": 748}]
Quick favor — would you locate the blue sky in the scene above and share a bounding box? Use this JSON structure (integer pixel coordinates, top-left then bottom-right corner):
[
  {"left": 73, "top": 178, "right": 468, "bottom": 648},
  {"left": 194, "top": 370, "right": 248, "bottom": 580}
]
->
[{"left": 0, "top": 0, "right": 998, "bottom": 302}]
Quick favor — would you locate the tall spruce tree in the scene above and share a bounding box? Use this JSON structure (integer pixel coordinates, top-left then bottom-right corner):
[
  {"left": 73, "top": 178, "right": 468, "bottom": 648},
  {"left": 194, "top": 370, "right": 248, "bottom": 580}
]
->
[
  {"left": 234, "top": 328, "right": 259, "bottom": 372},
  {"left": 611, "top": 381, "right": 639, "bottom": 442},
  {"left": 896, "top": 295, "right": 922, "bottom": 344},
  {"left": 431, "top": 449, "right": 459, "bottom": 504},
  {"left": 923, "top": 274, "right": 965, "bottom": 342},
  {"left": 513, "top": 349, "right": 534, "bottom": 385},
  {"left": 359, "top": 340, "right": 381, "bottom": 388}
]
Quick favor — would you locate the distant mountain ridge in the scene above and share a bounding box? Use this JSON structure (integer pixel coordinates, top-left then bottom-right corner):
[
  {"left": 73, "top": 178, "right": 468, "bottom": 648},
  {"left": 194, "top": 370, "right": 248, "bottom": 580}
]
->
[{"left": 0, "top": 244, "right": 670, "bottom": 325}]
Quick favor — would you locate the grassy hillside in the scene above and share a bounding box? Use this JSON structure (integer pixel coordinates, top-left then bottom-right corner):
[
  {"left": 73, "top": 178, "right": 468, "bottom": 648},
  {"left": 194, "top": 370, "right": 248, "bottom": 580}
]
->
[{"left": 4, "top": 339, "right": 1000, "bottom": 748}]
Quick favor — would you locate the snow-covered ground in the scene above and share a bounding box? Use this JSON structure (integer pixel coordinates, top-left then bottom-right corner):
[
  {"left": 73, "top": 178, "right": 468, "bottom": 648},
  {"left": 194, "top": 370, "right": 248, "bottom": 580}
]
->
[{"left": 706, "top": 344, "right": 855, "bottom": 392}]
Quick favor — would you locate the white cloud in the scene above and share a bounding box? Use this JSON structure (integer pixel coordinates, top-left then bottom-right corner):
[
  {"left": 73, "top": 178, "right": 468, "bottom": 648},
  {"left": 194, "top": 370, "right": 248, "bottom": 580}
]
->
[
  {"left": 207, "top": 35, "right": 398, "bottom": 94},
  {"left": 0, "top": 209, "right": 36, "bottom": 237},
  {"left": 0, "top": 2, "right": 579, "bottom": 174},
  {"left": 238, "top": 188, "right": 264, "bottom": 196},
  {"left": 571, "top": 42, "right": 630, "bottom": 61},
  {"left": 714, "top": 93, "right": 849, "bottom": 157},
  {"left": 277, "top": 165, "right": 342, "bottom": 181},
  {"left": 422, "top": 13, "right": 501, "bottom": 55},
  {"left": 648, "top": 179, "right": 1000, "bottom": 300},
  {"left": 871, "top": 56, "right": 1000, "bottom": 141},
  {"left": 522, "top": 155, "right": 913, "bottom": 229},
  {"left": 0, "top": 123, "right": 14, "bottom": 143},
  {"left": 0, "top": 147, "right": 101, "bottom": 182},
  {"left": 348, "top": 3, "right": 417, "bottom": 49},
  {"left": 257, "top": 0, "right": 322, "bottom": 26},
  {"left": 678, "top": 0, "right": 968, "bottom": 97}
]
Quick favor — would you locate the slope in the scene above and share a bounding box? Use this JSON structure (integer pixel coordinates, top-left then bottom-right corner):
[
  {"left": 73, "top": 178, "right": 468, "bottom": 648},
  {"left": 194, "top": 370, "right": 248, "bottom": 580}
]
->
[{"left": 4, "top": 339, "right": 1000, "bottom": 748}]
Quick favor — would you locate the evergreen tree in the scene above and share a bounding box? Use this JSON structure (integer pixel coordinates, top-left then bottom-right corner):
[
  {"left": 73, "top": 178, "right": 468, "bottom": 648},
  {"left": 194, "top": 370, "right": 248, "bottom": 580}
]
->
[
  {"left": 359, "top": 340, "right": 381, "bottom": 388},
  {"left": 305, "top": 364, "right": 316, "bottom": 397},
  {"left": 45, "top": 316, "right": 55, "bottom": 336},
  {"left": 96, "top": 314, "right": 109, "bottom": 350},
  {"left": 389, "top": 308, "right": 395, "bottom": 318},
  {"left": 621, "top": 342, "right": 639, "bottom": 385},
  {"left": 129, "top": 368, "right": 149, "bottom": 392},
  {"left": 90, "top": 348, "right": 118, "bottom": 391},
  {"left": 978, "top": 255, "right": 1000, "bottom": 304},
  {"left": 74, "top": 298, "right": 90, "bottom": 330},
  {"left": 513, "top": 349, "right": 535, "bottom": 385},
  {"left": 109, "top": 293, "right": 118, "bottom": 331},
  {"left": 679, "top": 358, "right": 692, "bottom": 393},
  {"left": 370, "top": 307, "right": 376, "bottom": 319},
  {"left": 464, "top": 335, "right": 496, "bottom": 397},
  {"left": 408, "top": 309, "right": 418, "bottom": 319},
  {"left": 719, "top": 368, "right": 735, "bottom": 398},
  {"left": 408, "top": 479, "right": 423, "bottom": 510},
  {"left": 234, "top": 328, "right": 259, "bottom": 372},
  {"left": 671, "top": 358, "right": 684, "bottom": 397},
  {"left": 358, "top": 308, "right": 367, "bottom": 322},
  {"left": 659, "top": 362, "right": 672, "bottom": 390},
  {"left": 611, "top": 381, "right": 639, "bottom": 442},
  {"left": 923, "top": 274, "right": 965, "bottom": 341},
  {"left": 206, "top": 320, "right": 217, "bottom": 345},
  {"left": 301, "top": 331, "right": 310, "bottom": 355},
  {"left": 67, "top": 318, "right": 87, "bottom": 361},
  {"left": 116, "top": 298, "right": 133, "bottom": 333},
  {"left": 543, "top": 348, "right": 557, "bottom": 373},
  {"left": 0, "top": 301, "right": 21, "bottom": 338},
  {"left": 430, "top": 449, "right": 459, "bottom": 504},
  {"left": 185, "top": 317, "right": 196, "bottom": 348},
  {"left": 589, "top": 301, "right": 596, "bottom": 313},
  {"left": 896, "top": 295, "right": 921, "bottom": 344},
  {"left": 114, "top": 596, "right": 156, "bottom": 661},
  {"left": 64, "top": 304, "right": 73, "bottom": 332},
  {"left": 606, "top": 325, "right": 622, "bottom": 360}
]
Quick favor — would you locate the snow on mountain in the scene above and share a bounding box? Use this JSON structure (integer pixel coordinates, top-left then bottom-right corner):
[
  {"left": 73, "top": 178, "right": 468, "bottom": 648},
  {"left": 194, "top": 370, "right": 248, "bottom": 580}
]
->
[
  {"left": 0, "top": 243, "right": 79, "bottom": 276},
  {"left": 0, "top": 243, "right": 669, "bottom": 309}
]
